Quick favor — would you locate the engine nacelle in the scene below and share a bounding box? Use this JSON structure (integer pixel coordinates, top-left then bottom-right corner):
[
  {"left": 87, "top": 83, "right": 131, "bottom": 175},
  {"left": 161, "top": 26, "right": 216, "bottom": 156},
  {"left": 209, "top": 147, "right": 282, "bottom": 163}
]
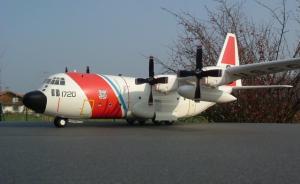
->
[
  {"left": 202, "top": 76, "right": 223, "bottom": 87},
  {"left": 155, "top": 75, "right": 178, "bottom": 93},
  {"left": 178, "top": 85, "right": 236, "bottom": 103},
  {"left": 201, "top": 67, "right": 225, "bottom": 87}
]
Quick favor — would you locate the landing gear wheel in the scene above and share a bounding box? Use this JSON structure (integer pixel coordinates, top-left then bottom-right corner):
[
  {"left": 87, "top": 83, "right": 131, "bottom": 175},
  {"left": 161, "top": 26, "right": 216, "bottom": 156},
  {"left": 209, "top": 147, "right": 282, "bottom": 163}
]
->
[
  {"left": 138, "top": 120, "right": 146, "bottom": 126},
  {"left": 54, "top": 117, "right": 68, "bottom": 128},
  {"left": 164, "top": 121, "right": 174, "bottom": 126},
  {"left": 126, "top": 119, "right": 136, "bottom": 126},
  {"left": 152, "top": 120, "right": 162, "bottom": 125}
]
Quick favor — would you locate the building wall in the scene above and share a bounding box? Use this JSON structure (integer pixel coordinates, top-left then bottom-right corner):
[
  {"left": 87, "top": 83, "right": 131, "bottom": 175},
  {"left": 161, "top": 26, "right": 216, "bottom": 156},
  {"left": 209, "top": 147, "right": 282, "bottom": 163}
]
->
[{"left": 3, "top": 105, "right": 25, "bottom": 114}]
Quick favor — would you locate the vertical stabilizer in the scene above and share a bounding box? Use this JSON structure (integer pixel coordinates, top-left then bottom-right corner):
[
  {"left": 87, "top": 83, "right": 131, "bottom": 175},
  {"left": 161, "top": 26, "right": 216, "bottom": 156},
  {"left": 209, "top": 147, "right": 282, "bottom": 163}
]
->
[{"left": 217, "top": 33, "right": 242, "bottom": 87}]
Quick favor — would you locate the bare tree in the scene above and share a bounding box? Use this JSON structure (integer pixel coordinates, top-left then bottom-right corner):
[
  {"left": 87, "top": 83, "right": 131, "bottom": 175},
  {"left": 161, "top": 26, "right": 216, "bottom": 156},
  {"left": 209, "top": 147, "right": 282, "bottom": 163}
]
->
[{"left": 163, "top": 0, "right": 300, "bottom": 123}]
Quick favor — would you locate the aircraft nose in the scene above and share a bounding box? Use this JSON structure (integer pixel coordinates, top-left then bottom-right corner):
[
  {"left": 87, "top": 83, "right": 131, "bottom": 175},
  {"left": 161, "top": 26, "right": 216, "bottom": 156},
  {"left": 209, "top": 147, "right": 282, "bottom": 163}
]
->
[{"left": 23, "top": 91, "right": 47, "bottom": 113}]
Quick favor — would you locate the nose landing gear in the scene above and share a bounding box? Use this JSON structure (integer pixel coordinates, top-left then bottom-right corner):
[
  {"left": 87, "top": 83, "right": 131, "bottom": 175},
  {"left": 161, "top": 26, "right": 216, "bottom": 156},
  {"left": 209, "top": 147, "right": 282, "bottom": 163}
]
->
[{"left": 54, "top": 117, "right": 68, "bottom": 128}]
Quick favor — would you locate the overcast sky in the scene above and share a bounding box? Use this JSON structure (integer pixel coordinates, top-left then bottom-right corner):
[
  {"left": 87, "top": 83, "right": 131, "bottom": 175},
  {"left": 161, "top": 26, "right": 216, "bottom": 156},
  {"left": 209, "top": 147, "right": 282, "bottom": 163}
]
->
[{"left": 0, "top": 0, "right": 298, "bottom": 93}]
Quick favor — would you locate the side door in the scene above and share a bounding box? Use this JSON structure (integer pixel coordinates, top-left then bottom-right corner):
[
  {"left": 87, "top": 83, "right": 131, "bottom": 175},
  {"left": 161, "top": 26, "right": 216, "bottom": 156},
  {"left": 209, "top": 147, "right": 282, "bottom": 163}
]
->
[{"left": 80, "top": 99, "right": 94, "bottom": 118}]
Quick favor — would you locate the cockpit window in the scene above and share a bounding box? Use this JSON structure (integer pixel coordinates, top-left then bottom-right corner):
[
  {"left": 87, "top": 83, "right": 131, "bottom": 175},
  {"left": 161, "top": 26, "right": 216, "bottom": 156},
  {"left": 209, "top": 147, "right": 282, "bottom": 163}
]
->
[
  {"left": 56, "top": 89, "right": 60, "bottom": 96},
  {"left": 47, "top": 77, "right": 66, "bottom": 85},
  {"left": 54, "top": 78, "right": 60, "bottom": 85},
  {"left": 51, "top": 89, "right": 55, "bottom": 96},
  {"left": 50, "top": 78, "right": 56, "bottom": 84},
  {"left": 60, "top": 78, "right": 65, "bottom": 85}
]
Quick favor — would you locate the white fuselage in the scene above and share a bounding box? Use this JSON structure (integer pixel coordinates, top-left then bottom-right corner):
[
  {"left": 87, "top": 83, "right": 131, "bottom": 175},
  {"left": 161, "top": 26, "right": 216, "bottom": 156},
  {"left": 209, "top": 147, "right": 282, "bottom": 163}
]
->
[{"left": 38, "top": 72, "right": 222, "bottom": 121}]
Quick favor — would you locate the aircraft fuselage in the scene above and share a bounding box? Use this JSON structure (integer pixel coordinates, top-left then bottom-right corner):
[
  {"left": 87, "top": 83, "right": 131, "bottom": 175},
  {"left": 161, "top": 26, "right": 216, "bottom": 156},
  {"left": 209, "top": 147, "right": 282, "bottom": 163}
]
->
[{"left": 31, "top": 72, "right": 216, "bottom": 121}]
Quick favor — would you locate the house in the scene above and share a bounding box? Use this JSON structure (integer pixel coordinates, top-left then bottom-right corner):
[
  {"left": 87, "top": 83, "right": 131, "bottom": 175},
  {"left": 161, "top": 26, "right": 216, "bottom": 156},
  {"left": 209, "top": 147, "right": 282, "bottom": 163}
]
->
[{"left": 0, "top": 91, "right": 24, "bottom": 113}]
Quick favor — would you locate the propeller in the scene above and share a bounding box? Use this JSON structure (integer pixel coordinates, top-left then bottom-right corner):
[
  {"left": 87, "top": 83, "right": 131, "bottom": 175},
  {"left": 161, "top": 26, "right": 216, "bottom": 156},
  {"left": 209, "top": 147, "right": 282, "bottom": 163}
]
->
[
  {"left": 65, "top": 67, "right": 68, "bottom": 73},
  {"left": 177, "top": 46, "right": 222, "bottom": 102},
  {"left": 135, "top": 56, "right": 168, "bottom": 105},
  {"left": 86, "top": 66, "right": 90, "bottom": 74}
]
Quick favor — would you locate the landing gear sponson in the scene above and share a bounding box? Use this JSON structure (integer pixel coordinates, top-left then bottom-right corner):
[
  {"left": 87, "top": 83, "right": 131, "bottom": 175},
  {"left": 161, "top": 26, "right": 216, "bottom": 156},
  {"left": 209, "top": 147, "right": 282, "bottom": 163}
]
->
[
  {"left": 53, "top": 117, "right": 175, "bottom": 128},
  {"left": 126, "top": 119, "right": 175, "bottom": 126}
]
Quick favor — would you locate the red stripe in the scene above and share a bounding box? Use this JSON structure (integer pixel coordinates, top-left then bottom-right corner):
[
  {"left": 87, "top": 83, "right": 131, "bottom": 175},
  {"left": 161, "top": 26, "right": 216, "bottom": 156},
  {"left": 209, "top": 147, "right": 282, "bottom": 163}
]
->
[
  {"left": 67, "top": 72, "right": 122, "bottom": 118},
  {"left": 228, "top": 81, "right": 236, "bottom": 86},
  {"left": 221, "top": 36, "right": 236, "bottom": 65}
]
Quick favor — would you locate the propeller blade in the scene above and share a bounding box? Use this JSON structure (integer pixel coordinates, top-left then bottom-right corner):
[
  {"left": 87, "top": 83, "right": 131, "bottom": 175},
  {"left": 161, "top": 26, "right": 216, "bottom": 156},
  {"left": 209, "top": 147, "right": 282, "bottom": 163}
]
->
[
  {"left": 177, "top": 70, "right": 195, "bottom": 77},
  {"left": 135, "top": 78, "right": 148, "bottom": 85},
  {"left": 148, "top": 85, "right": 153, "bottom": 105},
  {"left": 86, "top": 66, "right": 90, "bottom": 74},
  {"left": 65, "top": 67, "right": 68, "bottom": 73},
  {"left": 154, "top": 77, "right": 168, "bottom": 84},
  {"left": 201, "top": 69, "right": 222, "bottom": 77},
  {"left": 149, "top": 56, "right": 154, "bottom": 78},
  {"left": 194, "top": 78, "right": 201, "bottom": 102},
  {"left": 196, "top": 46, "right": 203, "bottom": 70}
]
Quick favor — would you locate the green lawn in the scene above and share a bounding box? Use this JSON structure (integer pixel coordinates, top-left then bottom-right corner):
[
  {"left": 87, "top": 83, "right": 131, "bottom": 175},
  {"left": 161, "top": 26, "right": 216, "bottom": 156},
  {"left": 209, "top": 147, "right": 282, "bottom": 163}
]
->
[{"left": 1, "top": 113, "right": 53, "bottom": 122}]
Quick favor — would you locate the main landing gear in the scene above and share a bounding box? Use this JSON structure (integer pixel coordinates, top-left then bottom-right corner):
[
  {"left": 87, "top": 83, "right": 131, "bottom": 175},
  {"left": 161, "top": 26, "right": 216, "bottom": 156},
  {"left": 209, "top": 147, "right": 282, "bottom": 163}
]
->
[
  {"left": 54, "top": 117, "right": 68, "bottom": 128},
  {"left": 126, "top": 119, "right": 146, "bottom": 126},
  {"left": 126, "top": 119, "right": 175, "bottom": 126},
  {"left": 153, "top": 120, "right": 174, "bottom": 126},
  {"left": 152, "top": 117, "right": 174, "bottom": 126}
]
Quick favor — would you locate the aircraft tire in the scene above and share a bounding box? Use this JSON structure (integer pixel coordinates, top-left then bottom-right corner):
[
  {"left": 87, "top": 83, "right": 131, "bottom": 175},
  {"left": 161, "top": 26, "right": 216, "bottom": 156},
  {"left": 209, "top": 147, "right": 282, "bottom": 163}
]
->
[
  {"left": 164, "top": 121, "right": 174, "bottom": 125},
  {"left": 126, "top": 119, "right": 136, "bottom": 126},
  {"left": 54, "top": 117, "right": 68, "bottom": 128},
  {"left": 152, "top": 120, "right": 162, "bottom": 125},
  {"left": 138, "top": 120, "right": 146, "bottom": 125}
]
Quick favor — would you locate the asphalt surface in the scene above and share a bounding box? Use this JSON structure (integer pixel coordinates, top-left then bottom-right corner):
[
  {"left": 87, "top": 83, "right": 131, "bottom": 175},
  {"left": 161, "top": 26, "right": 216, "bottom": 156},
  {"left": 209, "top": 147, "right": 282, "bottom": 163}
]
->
[{"left": 0, "top": 121, "right": 300, "bottom": 184}]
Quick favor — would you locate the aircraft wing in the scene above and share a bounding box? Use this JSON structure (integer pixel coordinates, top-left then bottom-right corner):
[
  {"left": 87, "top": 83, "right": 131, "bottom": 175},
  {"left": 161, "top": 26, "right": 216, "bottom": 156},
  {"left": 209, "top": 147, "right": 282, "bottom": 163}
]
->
[
  {"left": 231, "top": 85, "right": 292, "bottom": 90},
  {"left": 226, "top": 58, "right": 300, "bottom": 80}
]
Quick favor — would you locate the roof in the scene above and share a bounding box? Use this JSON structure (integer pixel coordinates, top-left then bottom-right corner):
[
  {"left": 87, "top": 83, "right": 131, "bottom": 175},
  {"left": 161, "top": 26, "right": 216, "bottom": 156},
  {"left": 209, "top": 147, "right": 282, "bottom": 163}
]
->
[
  {"left": 0, "top": 91, "right": 23, "bottom": 98},
  {"left": 0, "top": 91, "right": 24, "bottom": 106}
]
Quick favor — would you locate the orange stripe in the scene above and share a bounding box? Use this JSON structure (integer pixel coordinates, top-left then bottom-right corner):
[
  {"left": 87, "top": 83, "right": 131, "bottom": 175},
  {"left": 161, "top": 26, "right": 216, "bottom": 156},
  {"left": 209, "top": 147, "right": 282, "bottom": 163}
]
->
[{"left": 56, "top": 97, "right": 61, "bottom": 112}]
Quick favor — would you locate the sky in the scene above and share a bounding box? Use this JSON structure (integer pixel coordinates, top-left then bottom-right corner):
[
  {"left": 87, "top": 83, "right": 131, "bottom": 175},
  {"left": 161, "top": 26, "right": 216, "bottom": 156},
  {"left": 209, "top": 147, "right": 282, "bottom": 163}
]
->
[{"left": 0, "top": 0, "right": 298, "bottom": 93}]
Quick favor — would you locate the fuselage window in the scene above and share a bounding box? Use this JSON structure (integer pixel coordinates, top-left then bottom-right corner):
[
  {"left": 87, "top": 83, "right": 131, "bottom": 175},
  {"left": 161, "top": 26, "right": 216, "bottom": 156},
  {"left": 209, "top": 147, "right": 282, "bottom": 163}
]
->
[
  {"left": 46, "top": 79, "right": 51, "bottom": 84},
  {"left": 56, "top": 89, "right": 60, "bottom": 97},
  {"left": 51, "top": 89, "right": 55, "bottom": 96}
]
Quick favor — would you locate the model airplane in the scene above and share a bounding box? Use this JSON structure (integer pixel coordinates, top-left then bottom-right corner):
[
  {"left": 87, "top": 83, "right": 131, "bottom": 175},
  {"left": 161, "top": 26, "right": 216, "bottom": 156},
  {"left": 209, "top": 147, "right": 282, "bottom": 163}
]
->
[{"left": 23, "top": 33, "right": 300, "bottom": 127}]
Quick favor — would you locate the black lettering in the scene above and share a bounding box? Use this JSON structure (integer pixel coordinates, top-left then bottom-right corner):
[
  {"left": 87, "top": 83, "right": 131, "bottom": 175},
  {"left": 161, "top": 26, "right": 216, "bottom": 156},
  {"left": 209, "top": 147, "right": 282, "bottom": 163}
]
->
[{"left": 62, "top": 91, "right": 76, "bottom": 98}]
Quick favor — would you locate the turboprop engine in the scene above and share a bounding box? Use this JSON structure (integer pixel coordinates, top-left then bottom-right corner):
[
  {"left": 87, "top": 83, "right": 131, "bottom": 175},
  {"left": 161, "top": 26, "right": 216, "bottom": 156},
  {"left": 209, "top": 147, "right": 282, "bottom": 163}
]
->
[
  {"left": 155, "top": 75, "right": 178, "bottom": 93},
  {"left": 177, "top": 85, "right": 236, "bottom": 103}
]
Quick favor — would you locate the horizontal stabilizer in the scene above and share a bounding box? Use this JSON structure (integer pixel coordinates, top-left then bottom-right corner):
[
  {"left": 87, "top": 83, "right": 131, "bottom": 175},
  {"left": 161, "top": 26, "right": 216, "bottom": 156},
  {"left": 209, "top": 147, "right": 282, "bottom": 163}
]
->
[{"left": 232, "top": 85, "right": 292, "bottom": 90}]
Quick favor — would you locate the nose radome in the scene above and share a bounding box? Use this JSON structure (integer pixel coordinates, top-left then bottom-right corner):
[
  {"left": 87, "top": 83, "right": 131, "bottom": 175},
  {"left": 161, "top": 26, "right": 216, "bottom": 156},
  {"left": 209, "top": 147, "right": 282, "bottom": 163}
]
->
[{"left": 23, "top": 90, "right": 47, "bottom": 113}]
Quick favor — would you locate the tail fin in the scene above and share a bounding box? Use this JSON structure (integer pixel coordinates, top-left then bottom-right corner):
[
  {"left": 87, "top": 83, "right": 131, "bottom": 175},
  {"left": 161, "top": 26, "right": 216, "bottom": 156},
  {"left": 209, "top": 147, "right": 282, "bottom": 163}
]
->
[{"left": 217, "top": 33, "right": 242, "bottom": 87}]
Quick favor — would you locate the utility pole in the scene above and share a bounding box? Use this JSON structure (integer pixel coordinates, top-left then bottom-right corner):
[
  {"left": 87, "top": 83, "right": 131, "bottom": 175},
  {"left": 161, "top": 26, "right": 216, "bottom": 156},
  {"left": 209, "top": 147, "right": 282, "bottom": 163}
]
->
[
  {"left": 25, "top": 107, "right": 28, "bottom": 121},
  {"left": 0, "top": 68, "right": 2, "bottom": 92}
]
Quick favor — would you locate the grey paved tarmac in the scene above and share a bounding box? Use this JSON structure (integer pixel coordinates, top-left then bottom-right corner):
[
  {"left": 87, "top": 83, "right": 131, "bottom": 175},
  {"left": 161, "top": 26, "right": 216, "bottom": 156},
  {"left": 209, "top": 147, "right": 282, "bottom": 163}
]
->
[{"left": 0, "top": 122, "right": 299, "bottom": 184}]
